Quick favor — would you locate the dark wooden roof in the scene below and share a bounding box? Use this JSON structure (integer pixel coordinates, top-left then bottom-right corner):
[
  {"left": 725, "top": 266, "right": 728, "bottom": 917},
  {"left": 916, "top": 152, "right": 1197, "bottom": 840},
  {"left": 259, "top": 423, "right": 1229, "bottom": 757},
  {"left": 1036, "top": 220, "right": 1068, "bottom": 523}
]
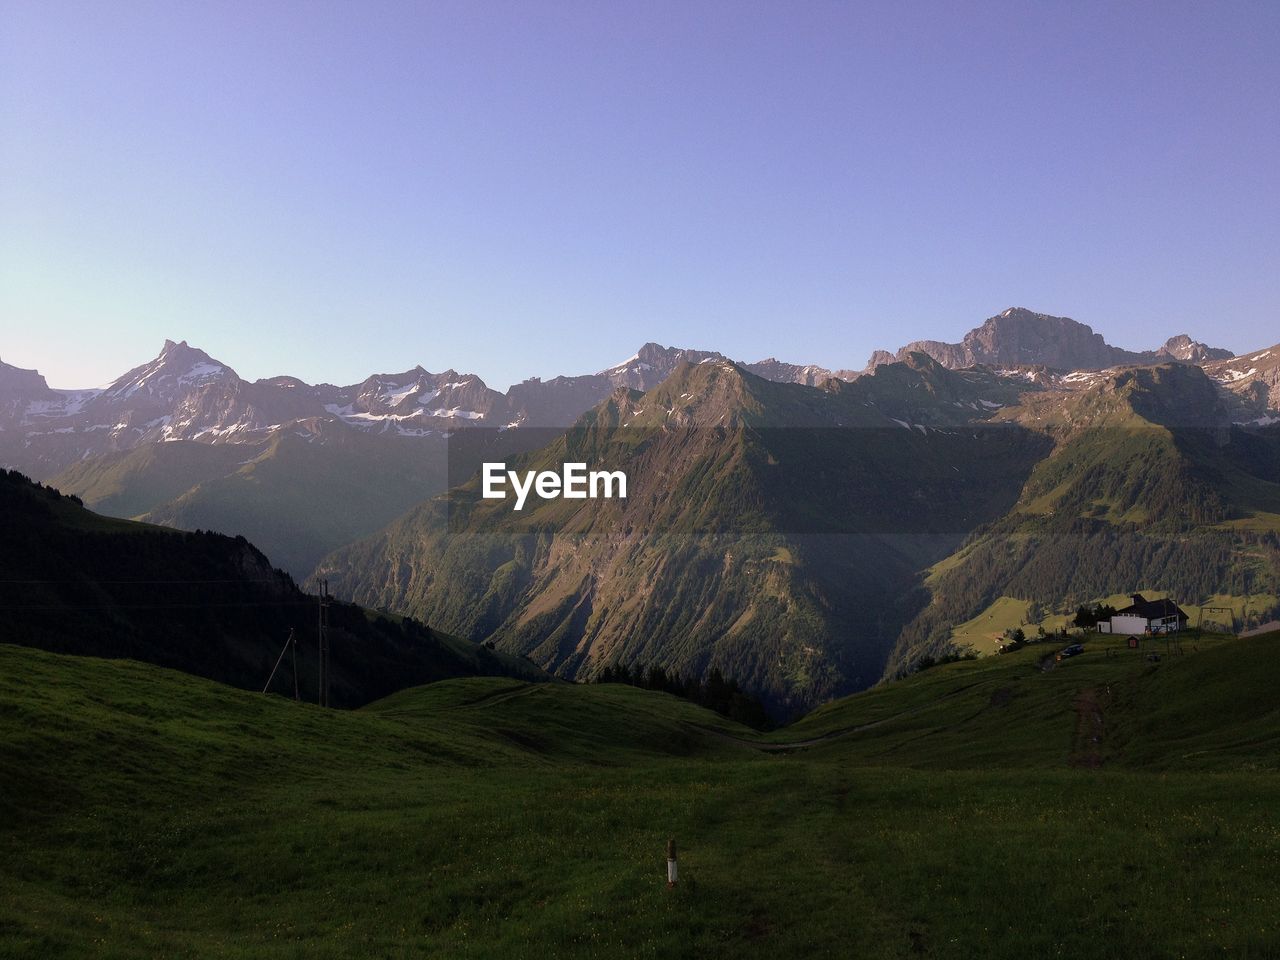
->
[{"left": 1117, "top": 594, "right": 1189, "bottom": 622}]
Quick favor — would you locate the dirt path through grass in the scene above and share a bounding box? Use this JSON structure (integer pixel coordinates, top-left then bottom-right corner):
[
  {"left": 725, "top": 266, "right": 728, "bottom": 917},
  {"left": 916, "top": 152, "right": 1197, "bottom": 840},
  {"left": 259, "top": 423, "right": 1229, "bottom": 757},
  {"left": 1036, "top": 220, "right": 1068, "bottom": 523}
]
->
[{"left": 1069, "top": 685, "right": 1108, "bottom": 768}]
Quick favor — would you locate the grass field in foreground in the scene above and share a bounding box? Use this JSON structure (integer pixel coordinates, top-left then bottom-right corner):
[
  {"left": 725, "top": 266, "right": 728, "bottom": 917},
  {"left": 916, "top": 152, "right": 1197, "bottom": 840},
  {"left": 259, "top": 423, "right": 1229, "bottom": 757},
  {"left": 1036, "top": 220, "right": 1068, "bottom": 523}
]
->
[{"left": 3, "top": 635, "right": 1280, "bottom": 959}]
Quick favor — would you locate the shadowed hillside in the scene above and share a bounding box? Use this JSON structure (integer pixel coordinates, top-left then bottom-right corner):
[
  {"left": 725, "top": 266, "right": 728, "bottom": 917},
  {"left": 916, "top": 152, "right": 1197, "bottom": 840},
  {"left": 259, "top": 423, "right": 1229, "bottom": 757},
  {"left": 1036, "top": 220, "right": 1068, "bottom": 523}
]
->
[{"left": 0, "top": 469, "right": 543, "bottom": 706}]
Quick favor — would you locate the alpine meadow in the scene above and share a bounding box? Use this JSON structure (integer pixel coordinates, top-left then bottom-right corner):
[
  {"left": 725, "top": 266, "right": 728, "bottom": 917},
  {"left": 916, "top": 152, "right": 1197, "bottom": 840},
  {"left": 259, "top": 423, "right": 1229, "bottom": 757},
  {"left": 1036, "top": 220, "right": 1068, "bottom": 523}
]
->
[{"left": 4, "top": 2, "right": 1280, "bottom": 958}]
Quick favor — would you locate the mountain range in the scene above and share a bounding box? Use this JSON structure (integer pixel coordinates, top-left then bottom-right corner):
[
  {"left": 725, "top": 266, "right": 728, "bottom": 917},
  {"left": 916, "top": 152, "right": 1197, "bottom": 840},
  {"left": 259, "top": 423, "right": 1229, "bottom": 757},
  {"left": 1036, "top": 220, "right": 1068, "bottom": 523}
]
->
[
  {"left": 318, "top": 356, "right": 1052, "bottom": 714},
  {"left": 317, "top": 348, "right": 1280, "bottom": 715},
  {"left": 1, "top": 338, "right": 876, "bottom": 576},
  {"left": 3, "top": 307, "right": 1278, "bottom": 714},
  {"left": 0, "top": 338, "right": 861, "bottom": 480},
  {"left": 2, "top": 308, "right": 1248, "bottom": 480}
]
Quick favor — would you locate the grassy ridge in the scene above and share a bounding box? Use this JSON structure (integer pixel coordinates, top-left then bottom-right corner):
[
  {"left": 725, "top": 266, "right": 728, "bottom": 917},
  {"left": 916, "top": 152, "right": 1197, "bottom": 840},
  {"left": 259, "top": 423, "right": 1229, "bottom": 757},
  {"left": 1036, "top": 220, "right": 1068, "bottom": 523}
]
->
[
  {"left": 780, "top": 631, "right": 1280, "bottom": 770},
  {"left": 4, "top": 635, "right": 1280, "bottom": 958}
]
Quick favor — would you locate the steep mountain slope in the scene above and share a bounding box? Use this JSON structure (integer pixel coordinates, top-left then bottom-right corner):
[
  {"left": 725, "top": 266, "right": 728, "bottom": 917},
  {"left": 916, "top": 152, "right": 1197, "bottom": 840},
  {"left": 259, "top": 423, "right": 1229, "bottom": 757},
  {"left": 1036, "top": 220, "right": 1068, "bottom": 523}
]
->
[
  {"left": 133, "top": 422, "right": 451, "bottom": 579},
  {"left": 887, "top": 363, "right": 1280, "bottom": 675},
  {"left": 11, "top": 315, "right": 1244, "bottom": 581},
  {"left": 1204, "top": 343, "right": 1280, "bottom": 423},
  {"left": 867, "top": 307, "right": 1231, "bottom": 372},
  {"left": 9, "top": 321, "right": 1271, "bottom": 701},
  {"left": 0, "top": 469, "right": 543, "bottom": 704},
  {"left": 51, "top": 419, "right": 452, "bottom": 578},
  {"left": 320, "top": 359, "right": 1048, "bottom": 715},
  {"left": 48, "top": 440, "right": 251, "bottom": 520}
]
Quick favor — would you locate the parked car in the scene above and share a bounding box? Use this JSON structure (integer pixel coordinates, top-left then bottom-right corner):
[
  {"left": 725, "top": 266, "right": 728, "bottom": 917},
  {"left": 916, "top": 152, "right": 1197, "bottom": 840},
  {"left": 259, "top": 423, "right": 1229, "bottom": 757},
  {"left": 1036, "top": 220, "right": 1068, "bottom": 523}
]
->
[{"left": 1055, "top": 643, "right": 1085, "bottom": 662}]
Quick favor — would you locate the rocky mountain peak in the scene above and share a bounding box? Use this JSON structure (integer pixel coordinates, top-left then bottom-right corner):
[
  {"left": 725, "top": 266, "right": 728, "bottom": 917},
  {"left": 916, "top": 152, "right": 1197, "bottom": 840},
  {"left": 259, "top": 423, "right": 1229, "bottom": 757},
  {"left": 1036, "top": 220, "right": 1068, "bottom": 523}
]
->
[
  {"left": 743, "top": 356, "right": 858, "bottom": 386},
  {"left": 870, "top": 307, "right": 1232, "bottom": 373},
  {"left": 963, "top": 309, "right": 1113, "bottom": 367},
  {"left": 1157, "top": 335, "right": 1234, "bottom": 364},
  {"left": 598, "top": 343, "right": 727, "bottom": 391},
  {"left": 104, "top": 340, "right": 236, "bottom": 402},
  {"left": 601, "top": 342, "right": 859, "bottom": 393},
  {"left": 864, "top": 349, "right": 896, "bottom": 371}
]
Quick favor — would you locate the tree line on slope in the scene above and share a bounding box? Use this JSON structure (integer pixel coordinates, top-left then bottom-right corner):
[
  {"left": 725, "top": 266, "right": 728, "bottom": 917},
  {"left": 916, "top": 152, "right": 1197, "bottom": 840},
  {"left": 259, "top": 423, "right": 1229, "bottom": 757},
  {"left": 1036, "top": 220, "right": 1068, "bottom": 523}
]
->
[{"left": 594, "top": 661, "right": 773, "bottom": 729}]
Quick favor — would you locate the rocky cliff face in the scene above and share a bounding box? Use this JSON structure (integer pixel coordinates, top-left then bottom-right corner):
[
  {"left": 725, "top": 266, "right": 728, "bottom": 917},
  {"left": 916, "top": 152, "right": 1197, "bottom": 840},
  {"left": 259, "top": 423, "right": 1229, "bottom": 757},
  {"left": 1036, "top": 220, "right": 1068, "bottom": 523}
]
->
[
  {"left": 864, "top": 350, "right": 897, "bottom": 372},
  {"left": 0, "top": 358, "right": 55, "bottom": 399},
  {"left": 869, "top": 307, "right": 1232, "bottom": 372},
  {"left": 743, "top": 357, "right": 859, "bottom": 386},
  {"left": 1157, "top": 334, "right": 1234, "bottom": 364},
  {"left": 597, "top": 342, "right": 727, "bottom": 391},
  {"left": 1205, "top": 346, "right": 1280, "bottom": 422},
  {"left": 0, "top": 358, "right": 57, "bottom": 419}
]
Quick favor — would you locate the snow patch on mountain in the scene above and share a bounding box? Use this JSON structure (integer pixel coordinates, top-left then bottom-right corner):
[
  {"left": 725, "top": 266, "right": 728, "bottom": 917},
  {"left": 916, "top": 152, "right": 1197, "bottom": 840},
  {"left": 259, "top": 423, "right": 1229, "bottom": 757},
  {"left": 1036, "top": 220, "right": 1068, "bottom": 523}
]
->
[
  {"left": 1214, "top": 368, "right": 1257, "bottom": 383},
  {"left": 379, "top": 382, "right": 425, "bottom": 406},
  {"left": 428, "top": 407, "right": 484, "bottom": 420}
]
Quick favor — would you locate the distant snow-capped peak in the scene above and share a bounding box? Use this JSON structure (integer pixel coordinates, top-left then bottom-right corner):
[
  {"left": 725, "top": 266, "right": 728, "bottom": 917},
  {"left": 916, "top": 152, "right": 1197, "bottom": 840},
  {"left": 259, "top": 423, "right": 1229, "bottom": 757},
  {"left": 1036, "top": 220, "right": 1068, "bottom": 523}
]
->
[{"left": 103, "top": 340, "right": 235, "bottom": 401}]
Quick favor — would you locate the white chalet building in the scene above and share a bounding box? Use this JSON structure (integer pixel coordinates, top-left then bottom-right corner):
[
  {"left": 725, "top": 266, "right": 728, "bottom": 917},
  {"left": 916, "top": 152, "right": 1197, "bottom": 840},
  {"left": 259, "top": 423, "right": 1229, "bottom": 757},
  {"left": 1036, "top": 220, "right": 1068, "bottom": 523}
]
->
[{"left": 1099, "top": 594, "right": 1190, "bottom": 635}]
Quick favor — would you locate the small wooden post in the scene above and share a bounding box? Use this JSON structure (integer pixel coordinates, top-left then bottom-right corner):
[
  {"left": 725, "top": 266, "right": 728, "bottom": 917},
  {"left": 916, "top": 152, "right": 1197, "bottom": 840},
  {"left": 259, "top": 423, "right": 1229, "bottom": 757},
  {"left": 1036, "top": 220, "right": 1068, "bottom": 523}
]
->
[{"left": 666, "top": 838, "right": 678, "bottom": 888}]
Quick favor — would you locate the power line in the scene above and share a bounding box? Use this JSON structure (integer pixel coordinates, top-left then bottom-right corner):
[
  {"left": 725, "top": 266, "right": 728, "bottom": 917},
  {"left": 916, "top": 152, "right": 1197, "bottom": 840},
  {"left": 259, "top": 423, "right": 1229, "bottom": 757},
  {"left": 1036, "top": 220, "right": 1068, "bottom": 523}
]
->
[
  {"left": 0, "top": 578, "right": 293, "bottom": 585},
  {"left": 262, "top": 628, "right": 297, "bottom": 696},
  {"left": 0, "top": 600, "right": 318, "bottom": 611}
]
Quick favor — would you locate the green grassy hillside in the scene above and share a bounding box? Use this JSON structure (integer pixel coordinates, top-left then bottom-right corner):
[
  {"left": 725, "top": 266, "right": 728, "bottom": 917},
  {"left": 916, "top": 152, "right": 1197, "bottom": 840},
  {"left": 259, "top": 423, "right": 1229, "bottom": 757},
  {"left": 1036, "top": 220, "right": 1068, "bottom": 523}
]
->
[
  {"left": 780, "top": 630, "right": 1280, "bottom": 771},
  {"left": 4, "top": 632, "right": 1280, "bottom": 959}
]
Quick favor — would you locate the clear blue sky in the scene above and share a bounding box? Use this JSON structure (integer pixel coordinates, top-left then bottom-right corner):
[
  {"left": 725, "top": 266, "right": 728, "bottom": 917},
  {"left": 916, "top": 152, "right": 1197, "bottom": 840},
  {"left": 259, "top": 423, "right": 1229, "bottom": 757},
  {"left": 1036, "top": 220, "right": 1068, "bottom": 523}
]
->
[{"left": 2, "top": 0, "right": 1277, "bottom": 389}]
